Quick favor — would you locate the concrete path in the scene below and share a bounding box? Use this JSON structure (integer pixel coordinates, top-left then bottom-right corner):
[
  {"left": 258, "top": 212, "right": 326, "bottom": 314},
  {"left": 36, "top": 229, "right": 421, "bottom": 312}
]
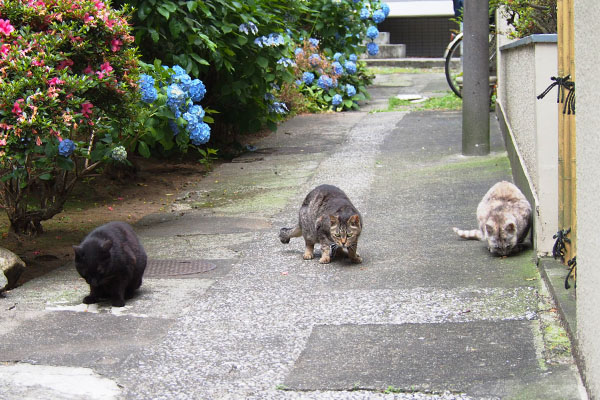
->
[{"left": 0, "top": 71, "right": 586, "bottom": 399}]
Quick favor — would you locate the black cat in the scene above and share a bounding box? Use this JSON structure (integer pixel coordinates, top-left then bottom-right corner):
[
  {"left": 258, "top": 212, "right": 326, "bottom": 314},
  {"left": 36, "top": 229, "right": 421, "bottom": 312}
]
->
[{"left": 74, "top": 221, "right": 147, "bottom": 307}]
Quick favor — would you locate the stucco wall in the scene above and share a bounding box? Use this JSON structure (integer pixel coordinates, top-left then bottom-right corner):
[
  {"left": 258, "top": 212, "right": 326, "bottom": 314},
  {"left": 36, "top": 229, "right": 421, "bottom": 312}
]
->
[
  {"left": 497, "top": 36, "right": 558, "bottom": 255},
  {"left": 574, "top": 0, "right": 600, "bottom": 397}
]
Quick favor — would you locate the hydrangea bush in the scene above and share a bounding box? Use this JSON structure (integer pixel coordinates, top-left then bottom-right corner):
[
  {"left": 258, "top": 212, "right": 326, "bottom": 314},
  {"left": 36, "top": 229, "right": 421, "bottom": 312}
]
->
[
  {"left": 0, "top": 0, "right": 141, "bottom": 234},
  {"left": 136, "top": 61, "right": 214, "bottom": 157}
]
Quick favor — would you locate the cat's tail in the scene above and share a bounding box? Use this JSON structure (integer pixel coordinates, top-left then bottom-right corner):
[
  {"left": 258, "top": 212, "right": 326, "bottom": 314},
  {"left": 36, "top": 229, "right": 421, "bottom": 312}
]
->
[
  {"left": 452, "top": 227, "right": 483, "bottom": 240},
  {"left": 279, "top": 225, "right": 302, "bottom": 244}
]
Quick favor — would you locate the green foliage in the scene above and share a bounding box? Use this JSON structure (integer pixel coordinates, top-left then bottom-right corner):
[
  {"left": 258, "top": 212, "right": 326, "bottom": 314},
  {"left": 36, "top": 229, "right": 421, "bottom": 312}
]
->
[
  {"left": 493, "top": 0, "right": 557, "bottom": 38},
  {"left": 117, "top": 0, "right": 386, "bottom": 137},
  {"left": 0, "top": 0, "right": 142, "bottom": 234}
]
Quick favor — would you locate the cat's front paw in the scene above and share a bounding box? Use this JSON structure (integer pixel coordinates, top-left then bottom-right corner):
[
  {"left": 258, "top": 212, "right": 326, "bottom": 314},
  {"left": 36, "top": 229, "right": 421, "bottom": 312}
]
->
[
  {"left": 82, "top": 295, "right": 98, "bottom": 304},
  {"left": 303, "top": 251, "right": 314, "bottom": 260},
  {"left": 111, "top": 299, "right": 126, "bottom": 307},
  {"left": 350, "top": 255, "right": 363, "bottom": 264},
  {"left": 319, "top": 255, "right": 331, "bottom": 264}
]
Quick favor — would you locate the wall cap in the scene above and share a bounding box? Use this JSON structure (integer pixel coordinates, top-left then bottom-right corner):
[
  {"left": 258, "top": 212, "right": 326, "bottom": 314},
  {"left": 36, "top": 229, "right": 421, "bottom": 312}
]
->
[{"left": 499, "top": 34, "right": 558, "bottom": 52}]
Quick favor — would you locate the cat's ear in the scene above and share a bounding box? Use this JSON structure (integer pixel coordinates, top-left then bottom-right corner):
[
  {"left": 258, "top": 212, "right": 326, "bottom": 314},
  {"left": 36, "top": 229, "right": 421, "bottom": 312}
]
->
[
  {"left": 329, "top": 215, "right": 339, "bottom": 227},
  {"left": 348, "top": 214, "right": 361, "bottom": 228},
  {"left": 485, "top": 223, "right": 495, "bottom": 236},
  {"left": 100, "top": 239, "right": 113, "bottom": 252},
  {"left": 72, "top": 245, "right": 83, "bottom": 257}
]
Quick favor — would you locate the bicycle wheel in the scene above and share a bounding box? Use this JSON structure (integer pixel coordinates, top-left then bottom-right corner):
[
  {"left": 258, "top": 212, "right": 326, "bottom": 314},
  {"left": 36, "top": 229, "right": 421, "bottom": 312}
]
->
[{"left": 444, "top": 33, "right": 463, "bottom": 98}]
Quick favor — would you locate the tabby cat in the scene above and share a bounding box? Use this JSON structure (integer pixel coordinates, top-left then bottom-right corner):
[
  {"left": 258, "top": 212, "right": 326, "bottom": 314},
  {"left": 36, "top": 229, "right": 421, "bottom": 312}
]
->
[
  {"left": 453, "top": 181, "right": 532, "bottom": 256},
  {"left": 74, "top": 221, "right": 147, "bottom": 307},
  {"left": 279, "top": 184, "right": 363, "bottom": 264}
]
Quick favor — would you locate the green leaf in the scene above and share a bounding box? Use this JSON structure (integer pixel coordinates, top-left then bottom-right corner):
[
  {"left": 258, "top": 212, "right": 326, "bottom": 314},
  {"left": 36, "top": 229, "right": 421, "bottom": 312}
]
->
[
  {"left": 186, "top": 1, "right": 198, "bottom": 12},
  {"left": 157, "top": 6, "right": 170, "bottom": 20},
  {"left": 138, "top": 141, "right": 151, "bottom": 158},
  {"left": 38, "top": 173, "right": 52, "bottom": 181},
  {"left": 138, "top": 4, "right": 152, "bottom": 20},
  {"left": 169, "top": 18, "right": 182, "bottom": 38},
  {"left": 237, "top": 35, "right": 248, "bottom": 46},
  {"left": 56, "top": 157, "right": 74, "bottom": 171},
  {"left": 256, "top": 56, "right": 268, "bottom": 69}
]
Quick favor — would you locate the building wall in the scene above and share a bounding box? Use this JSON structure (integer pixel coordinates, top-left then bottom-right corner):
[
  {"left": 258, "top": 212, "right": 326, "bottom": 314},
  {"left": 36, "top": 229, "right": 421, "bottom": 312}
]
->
[
  {"left": 574, "top": 0, "right": 600, "bottom": 398},
  {"left": 377, "top": 16, "right": 459, "bottom": 57}
]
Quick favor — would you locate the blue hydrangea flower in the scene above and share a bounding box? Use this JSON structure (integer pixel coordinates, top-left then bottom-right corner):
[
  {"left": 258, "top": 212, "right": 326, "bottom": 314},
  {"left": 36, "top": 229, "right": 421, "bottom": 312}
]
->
[
  {"left": 308, "top": 54, "right": 321, "bottom": 67},
  {"left": 332, "top": 94, "right": 343, "bottom": 106},
  {"left": 169, "top": 120, "right": 180, "bottom": 136},
  {"left": 111, "top": 146, "right": 127, "bottom": 162},
  {"left": 346, "top": 84, "right": 356, "bottom": 97},
  {"left": 344, "top": 61, "right": 357, "bottom": 74},
  {"left": 367, "top": 26, "right": 379, "bottom": 40},
  {"left": 381, "top": 3, "right": 390, "bottom": 17},
  {"left": 183, "top": 111, "right": 199, "bottom": 127},
  {"left": 238, "top": 22, "right": 258, "bottom": 35},
  {"left": 189, "top": 79, "right": 206, "bottom": 102},
  {"left": 295, "top": 48, "right": 304, "bottom": 56},
  {"left": 277, "top": 57, "right": 296, "bottom": 67},
  {"left": 255, "top": 33, "right": 285, "bottom": 47},
  {"left": 373, "top": 9, "right": 386, "bottom": 24},
  {"left": 166, "top": 84, "right": 186, "bottom": 111},
  {"left": 303, "top": 71, "right": 315, "bottom": 85},
  {"left": 333, "top": 52, "right": 342, "bottom": 61},
  {"left": 58, "top": 139, "right": 75, "bottom": 157},
  {"left": 138, "top": 74, "right": 157, "bottom": 103},
  {"left": 359, "top": 8, "right": 370, "bottom": 20},
  {"left": 308, "top": 37, "right": 319, "bottom": 48},
  {"left": 171, "top": 65, "right": 186, "bottom": 76},
  {"left": 332, "top": 61, "right": 344, "bottom": 75},
  {"left": 187, "top": 104, "right": 205, "bottom": 120},
  {"left": 349, "top": 53, "right": 358, "bottom": 62},
  {"left": 189, "top": 122, "right": 211, "bottom": 145},
  {"left": 317, "top": 75, "right": 333, "bottom": 90},
  {"left": 367, "top": 42, "right": 379, "bottom": 56},
  {"left": 269, "top": 101, "right": 289, "bottom": 114}
]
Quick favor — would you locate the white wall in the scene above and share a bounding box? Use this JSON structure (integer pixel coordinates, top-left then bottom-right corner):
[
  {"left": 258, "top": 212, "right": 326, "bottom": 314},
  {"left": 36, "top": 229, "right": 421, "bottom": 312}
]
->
[{"left": 574, "top": 0, "right": 600, "bottom": 397}]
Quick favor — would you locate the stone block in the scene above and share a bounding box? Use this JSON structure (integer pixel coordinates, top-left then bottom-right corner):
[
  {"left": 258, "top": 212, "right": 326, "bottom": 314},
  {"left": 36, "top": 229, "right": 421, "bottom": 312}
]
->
[{"left": 0, "top": 247, "right": 25, "bottom": 292}]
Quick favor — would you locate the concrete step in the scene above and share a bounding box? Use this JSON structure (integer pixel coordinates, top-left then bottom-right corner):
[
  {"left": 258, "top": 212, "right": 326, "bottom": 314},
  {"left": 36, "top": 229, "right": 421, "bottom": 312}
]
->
[
  {"left": 366, "top": 43, "right": 406, "bottom": 59},
  {"left": 365, "top": 57, "right": 457, "bottom": 69}
]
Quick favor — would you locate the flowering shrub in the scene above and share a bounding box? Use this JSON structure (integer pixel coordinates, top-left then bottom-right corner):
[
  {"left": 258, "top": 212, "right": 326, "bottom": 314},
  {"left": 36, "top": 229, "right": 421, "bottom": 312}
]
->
[
  {"left": 491, "top": 0, "right": 556, "bottom": 38},
  {"left": 115, "top": 0, "right": 301, "bottom": 137},
  {"left": 0, "top": 0, "right": 141, "bottom": 234},
  {"left": 135, "top": 61, "right": 214, "bottom": 157}
]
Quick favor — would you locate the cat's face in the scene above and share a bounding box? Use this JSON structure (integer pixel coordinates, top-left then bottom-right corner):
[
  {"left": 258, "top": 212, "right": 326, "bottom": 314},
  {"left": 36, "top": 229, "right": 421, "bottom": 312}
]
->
[
  {"left": 329, "top": 214, "right": 361, "bottom": 249},
  {"left": 484, "top": 219, "right": 518, "bottom": 256},
  {"left": 73, "top": 239, "right": 113, "bottom": 286}
]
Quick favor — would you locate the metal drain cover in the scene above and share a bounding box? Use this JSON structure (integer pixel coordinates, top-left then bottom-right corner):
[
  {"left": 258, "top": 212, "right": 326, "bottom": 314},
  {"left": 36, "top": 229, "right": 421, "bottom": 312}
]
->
[{"left": 144, "top": 259, "right": 216, "bottom": 277}]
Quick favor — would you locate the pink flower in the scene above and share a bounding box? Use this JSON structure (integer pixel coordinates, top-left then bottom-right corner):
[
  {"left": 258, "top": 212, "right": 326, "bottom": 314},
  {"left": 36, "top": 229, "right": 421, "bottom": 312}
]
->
[
  {"left": 110, "top": 38, "right": 122, "bottom": 52},
  {"left": 83, "top": 65, "right": 94, "bottom": 74},
  {"left": 94, "top": 0, "right": 106, "bottom": 10},
  {"left": 57, "top": 59, "right": 74, "bottom": 70},
  {"left": 100, "top": 62, "right": 113, "bottom": 73},
  {"left": 32, "top": 59, "right": 44, "bottom": 66},
  {"left": 81, "top": 102, "right": 93, "bottom": 118},
  {"left": 36, "top": 136, "right": 42, "bottom": 146},
  {"left": 83, "top": 13, "right": 94, "bottom": 23},
  {"left": 0, "top": 44, "right": 9, "bottom": 56},
  {"left": 0, "top": 19, "right": 15, "bottom": 36},
  {"left": 47, "top": 77, "right": 64, "bottom": 86},
  {"left": 12, "top": 99, "right": 23, "bottom": 115},
  {"left": 0, "top": 139, "right": 6, "bottom": 146}
]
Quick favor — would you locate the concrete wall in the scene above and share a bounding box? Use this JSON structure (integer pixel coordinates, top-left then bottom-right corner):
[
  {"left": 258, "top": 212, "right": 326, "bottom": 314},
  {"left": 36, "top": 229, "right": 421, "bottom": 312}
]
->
[
  {"left": 496, "top": 35, "right": 559, "bottom": 256},
  {"left": 574, "top": 1, "right": 600, "bottom": 397}
]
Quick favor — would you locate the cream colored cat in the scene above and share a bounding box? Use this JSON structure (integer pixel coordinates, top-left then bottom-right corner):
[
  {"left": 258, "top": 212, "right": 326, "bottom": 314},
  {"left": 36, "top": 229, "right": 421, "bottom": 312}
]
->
[{"left": 453, "top": 181, "right": 531, "bottom": 256}]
